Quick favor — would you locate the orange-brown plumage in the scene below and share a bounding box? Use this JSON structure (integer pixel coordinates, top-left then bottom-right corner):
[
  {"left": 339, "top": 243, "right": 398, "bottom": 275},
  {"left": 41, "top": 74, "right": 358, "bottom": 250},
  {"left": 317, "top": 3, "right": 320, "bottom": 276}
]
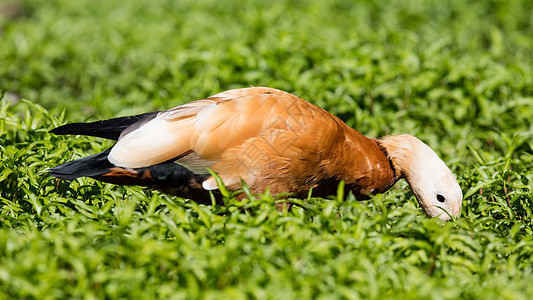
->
[{"left": 50, "top": 87, "right": 462, "bottom": 220}]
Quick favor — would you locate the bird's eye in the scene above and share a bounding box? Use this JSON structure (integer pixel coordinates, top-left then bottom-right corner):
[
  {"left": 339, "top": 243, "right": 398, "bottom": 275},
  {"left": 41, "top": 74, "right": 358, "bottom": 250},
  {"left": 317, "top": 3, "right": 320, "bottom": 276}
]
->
[{"left": 437, "top": 194, "right": 446, "bottom": 203}]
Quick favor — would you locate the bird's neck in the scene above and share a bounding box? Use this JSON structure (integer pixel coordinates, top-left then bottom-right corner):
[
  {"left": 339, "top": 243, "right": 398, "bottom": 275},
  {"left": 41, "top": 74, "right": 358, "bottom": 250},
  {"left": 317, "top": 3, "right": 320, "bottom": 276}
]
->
[{"left": 322, "top": 126, "right": 398, "bottom": 198}]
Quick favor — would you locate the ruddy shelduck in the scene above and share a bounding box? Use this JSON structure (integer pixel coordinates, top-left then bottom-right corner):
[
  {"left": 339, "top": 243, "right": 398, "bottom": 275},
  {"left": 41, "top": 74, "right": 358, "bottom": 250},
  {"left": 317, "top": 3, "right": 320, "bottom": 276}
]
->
[{"left": 50, "top": 87, "right": 462, "bottom": 220}]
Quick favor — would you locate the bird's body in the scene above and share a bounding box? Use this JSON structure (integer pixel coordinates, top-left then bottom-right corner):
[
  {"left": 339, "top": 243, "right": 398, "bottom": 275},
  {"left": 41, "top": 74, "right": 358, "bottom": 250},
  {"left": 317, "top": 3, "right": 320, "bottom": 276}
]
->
[{"left": 50, "top": 87, "right": 462, "bottom": 219}]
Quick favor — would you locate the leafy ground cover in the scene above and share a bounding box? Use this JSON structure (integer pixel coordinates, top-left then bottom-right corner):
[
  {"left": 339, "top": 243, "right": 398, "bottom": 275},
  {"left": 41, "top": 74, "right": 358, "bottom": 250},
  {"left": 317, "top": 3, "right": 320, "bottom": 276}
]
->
[{"left": 1, "top": 0, "right": 533, "bottom": 298}]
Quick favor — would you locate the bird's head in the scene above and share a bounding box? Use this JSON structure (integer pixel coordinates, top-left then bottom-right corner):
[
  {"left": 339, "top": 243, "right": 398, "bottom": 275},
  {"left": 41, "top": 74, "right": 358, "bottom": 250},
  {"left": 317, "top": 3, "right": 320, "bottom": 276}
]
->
[{"left": 379, "top": 134, "right": 462, "bottom": 220}]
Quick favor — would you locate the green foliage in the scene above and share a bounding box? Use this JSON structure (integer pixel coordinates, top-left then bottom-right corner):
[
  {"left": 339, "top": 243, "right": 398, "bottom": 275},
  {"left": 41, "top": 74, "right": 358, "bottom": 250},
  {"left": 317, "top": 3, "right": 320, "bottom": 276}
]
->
[{"left": 1, "top": 0, "right": 533, "bottom": 298}]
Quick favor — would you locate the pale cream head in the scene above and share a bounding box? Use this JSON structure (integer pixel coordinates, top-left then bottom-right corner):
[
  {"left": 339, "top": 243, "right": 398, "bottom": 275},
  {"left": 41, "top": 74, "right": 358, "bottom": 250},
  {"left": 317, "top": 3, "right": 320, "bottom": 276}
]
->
[{"left": 380, "top": 135, "right": 463, "bottom": 220}]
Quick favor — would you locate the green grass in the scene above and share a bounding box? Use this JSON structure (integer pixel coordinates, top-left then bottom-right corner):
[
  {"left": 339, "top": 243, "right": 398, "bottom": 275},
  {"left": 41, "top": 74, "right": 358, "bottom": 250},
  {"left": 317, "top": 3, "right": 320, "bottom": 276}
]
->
[{"left": 1, "top": 0, "right": 533, "bottom": 298}]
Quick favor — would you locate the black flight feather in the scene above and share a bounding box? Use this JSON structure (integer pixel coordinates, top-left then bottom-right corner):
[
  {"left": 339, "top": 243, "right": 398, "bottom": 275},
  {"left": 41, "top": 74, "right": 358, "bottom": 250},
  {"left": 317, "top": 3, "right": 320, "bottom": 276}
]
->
[
  {"left": 50, "top": 111, "right": 159, "bottom": 140},
  {"left": 49, "top": 148, "right": 114, "bottom": 180}
]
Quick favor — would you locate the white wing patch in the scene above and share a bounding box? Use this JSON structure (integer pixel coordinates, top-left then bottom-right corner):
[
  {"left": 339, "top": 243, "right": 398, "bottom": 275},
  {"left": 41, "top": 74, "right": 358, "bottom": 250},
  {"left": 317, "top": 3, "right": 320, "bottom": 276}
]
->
[{"left": 108, "top": 114, "right": 196, "bottom": 168}]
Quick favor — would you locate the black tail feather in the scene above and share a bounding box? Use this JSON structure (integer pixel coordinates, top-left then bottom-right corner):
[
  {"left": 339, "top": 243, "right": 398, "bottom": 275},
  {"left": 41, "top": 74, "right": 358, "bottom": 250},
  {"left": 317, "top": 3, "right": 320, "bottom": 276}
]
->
[
  {"left": 49, "top": 148, "right": 114, "bottom": 180},
  {"left": 50, "top": 111, "right": 159, "bottom": 140}
]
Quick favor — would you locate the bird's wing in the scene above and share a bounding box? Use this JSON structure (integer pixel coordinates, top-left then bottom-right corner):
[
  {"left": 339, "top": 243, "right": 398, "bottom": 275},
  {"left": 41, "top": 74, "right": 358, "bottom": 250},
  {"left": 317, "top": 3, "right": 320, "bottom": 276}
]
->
[{"left": 108, "top": 87, "right": 342, "bottom": 190}]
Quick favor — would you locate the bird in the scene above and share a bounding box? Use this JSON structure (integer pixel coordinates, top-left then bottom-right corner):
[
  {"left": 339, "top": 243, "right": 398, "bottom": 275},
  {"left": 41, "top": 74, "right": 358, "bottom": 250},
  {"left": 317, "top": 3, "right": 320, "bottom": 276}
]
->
[{"left": 49, "top": 87, "right": 463, "bottom": 220}]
